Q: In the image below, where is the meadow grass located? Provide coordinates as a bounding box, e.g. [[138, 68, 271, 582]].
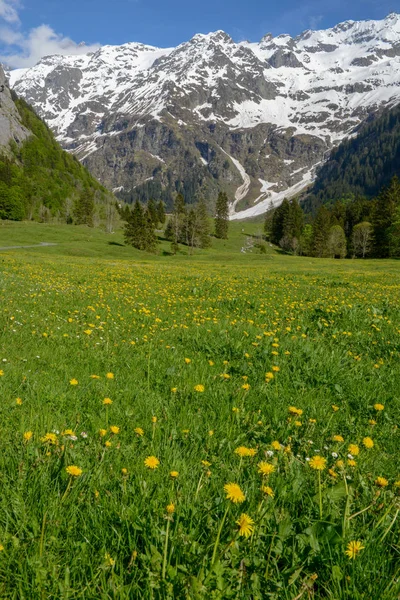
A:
[[0, 222, 399, 599]]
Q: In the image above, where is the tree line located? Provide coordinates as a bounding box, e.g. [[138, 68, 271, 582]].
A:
[[265, 176, 400, 258], [121, 192, 230, 253]]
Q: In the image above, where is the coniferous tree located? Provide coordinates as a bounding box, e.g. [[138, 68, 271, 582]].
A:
[[373, 176, 400, 257], [124, 199, 145, 249], [157, 200, 166, 226], [143, 208, 158, 252], [312, 205, 331, 257], [147, 198, 159, 228], [170, 193, 186, 254], [215, 191, 229, 239], [74, 188, 95, 226], [196, 198, 212, 249]]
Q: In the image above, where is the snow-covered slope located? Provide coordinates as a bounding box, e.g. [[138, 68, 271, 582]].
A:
[[8, 13, 400, 217]]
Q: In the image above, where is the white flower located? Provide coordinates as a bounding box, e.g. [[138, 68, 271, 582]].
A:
[[347, 453, 354, 459], [332, 452, 338, 458], [81, 432, 88, 438], [266, 450, 274, 457], [305, 457, 310, 462], [308, 440, 314, 445]]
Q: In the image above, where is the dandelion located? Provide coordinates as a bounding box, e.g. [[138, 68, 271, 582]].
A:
[[348, 444, 360, 456], [242, 383, 250, 391], [144, 456, 160, 469], [347, 459, 356, 467], [166, 503, 175, 514], [272, 366, 280, 372], [333, 435, 344, 442], [110, 426, 120, 434], [332, 405, 339, 412], [151, 416, 157, 423], [171, 387, 177, 393], [271, 441, 281, 451], [363, 437, 374, 449], [90, 374, 100, 379], [236, 513, 254, 538], [224, 483, 246, 504], [23, 431, 33, 442], [369, 419, 377, 426], [121, 468, 128, 475], [170, 471, 179, 478], [375, 476, 388, 487], [265, 372, 274, 381], [235, 446, 256, 457], [134, 427, 144, 436], [104, 553, 115, 567], [184, 358, 191, 364], [105, 441, 112, 448], [345, 540, 365, 560], [288, 406, 303, 416], [0, 370, 3, 376], [261, 485, 274, 497], [194, 384, 204, 392], [66, 465, 82, 477], [202, 460, 211, 467], [41, 433, 57, 445], [103, 397, 112, 405], [0, 544, 4, 551], [106, 372, 114, 379], [374, 403, 384, 411], [232, 407, 239, 413], [258, 461, 275, 476], [208, 360, 214, 366], [309, 456, 327, 470], [99, 429, 107, 437], [16, 397, 22, 405], [69, 379, 78, 386]]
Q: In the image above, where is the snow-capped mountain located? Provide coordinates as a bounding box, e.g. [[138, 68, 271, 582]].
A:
[[8, 13, 400, 218]]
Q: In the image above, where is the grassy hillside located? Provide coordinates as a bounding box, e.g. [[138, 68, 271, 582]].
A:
[[0, 95, 111, 221]]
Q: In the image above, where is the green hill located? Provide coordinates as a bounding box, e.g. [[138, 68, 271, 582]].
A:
[[0, 85, 113, 222], [303, 103, 400, 213]]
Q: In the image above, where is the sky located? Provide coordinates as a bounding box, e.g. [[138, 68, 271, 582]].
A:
[[0, 0, 399, 68]]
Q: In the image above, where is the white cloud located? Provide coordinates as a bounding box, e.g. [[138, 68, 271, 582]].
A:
[[0, 3, 100, 68], [0, 0, 20, 24]]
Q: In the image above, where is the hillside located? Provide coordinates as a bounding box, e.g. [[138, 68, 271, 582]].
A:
[[0, 66, 112, 222], [303, 103, 400, 212], [9, 13, 400, 218]]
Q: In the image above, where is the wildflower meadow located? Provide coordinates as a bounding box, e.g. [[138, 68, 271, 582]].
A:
[[0, 237, 399, 598]]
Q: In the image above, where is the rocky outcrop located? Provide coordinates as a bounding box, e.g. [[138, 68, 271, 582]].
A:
[[0, 66, 29, 149]]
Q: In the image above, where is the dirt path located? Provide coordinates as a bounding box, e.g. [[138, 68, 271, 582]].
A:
[[0, 242, 57, 251]]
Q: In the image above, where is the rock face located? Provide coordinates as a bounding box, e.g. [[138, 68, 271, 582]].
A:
[[8, 13, 400, 218], [0, 65, 29, 149]]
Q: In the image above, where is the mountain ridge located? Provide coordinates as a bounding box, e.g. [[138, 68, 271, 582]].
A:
[[7, 13, 400, 216]]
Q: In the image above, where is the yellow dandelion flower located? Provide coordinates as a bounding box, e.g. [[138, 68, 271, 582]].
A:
[[16, 397, 22, 405], [110, 425, 120, 434], [336, 459, 345, 468], [232, 407, 239, 413], [104, 552, 115, 567], [258, 461, 275, 476], [41, 433, 57, 445], [261, 485, 274, 497], [166, 503, 175, 514], [105, 441, 112, 448], [348, 444, 360, 456], [202, 460, 211, 467], [375, 476, 388, 487], [363, 437, 374, 449], [103, 397, 112, 405], [121, 468, 128, 475], [242, 383, 250, 391], [333, 435, 344, 442], [224, 482, 246, 504], [194, 384, 205, 392], [69, 379, 78, 386], [23, 431, 33, 442], [347, 459, 356, 467], [329, 469, 338, 478], [170, 471, 179, 478], [345, 540, 364, 560], [66, 465, 82, 477], [265, 372, 274, 380], [90, 374, 100, 379], [134, 427, 144, 436], [236, 513, 254, 538], [208, 360, 214, 366], [288, 406, 303, 416], [369, 419, 377, 426], [99, 428, 107, 437], [151, 416, 157, 423], [374, 403, 384, 411], [144, 456, 160, 469], [332, 405, 340, 412], [106, 372, 114, 379], [235, 446, 257, 458], [271, 440, 281, 451], [272, 365, 280, 372], [309, 455, 327, 470], [171, 387, 177, 393], [184, 358, 191, 364], [0, 370, 4, 376]]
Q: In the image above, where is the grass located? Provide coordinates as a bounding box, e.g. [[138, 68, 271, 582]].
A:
[[0, 221, 399, 599]]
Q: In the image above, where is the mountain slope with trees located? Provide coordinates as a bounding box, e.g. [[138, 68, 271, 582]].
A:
[[304, 103, 400, 213], [0, 65, 113, 223]]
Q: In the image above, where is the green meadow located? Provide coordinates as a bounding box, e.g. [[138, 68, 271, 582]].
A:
[[0, 221, 399, 599]]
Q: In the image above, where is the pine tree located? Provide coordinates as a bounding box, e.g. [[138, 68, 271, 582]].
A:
[[215, 191, 229, 239], [147, 198, 158, 228], [373, 176, 400, 257], [312, 205, 331, 257], [124, 200, 145, 249], [196, 198, 211, 249], [170, 193, 186, 254], [74, 188, 95, 226], [157, 200, 166, 226], [143, 209, 158, 253]]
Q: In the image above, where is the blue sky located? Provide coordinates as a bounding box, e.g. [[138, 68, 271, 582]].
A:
[[0, 0, 399, 67]]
